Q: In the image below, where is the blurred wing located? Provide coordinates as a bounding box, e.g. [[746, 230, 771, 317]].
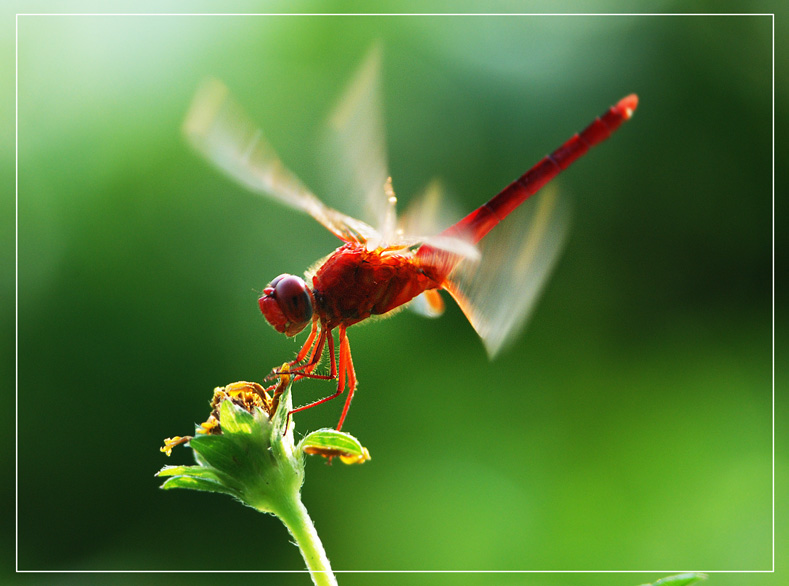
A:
[[409, 289, 446, 318], [397, 178, 463, 240], [183, 78, 378, 244], [322, 45, 393, 240], [401, 177, 477, 273], [400, 180, 480, 319], [442, 187, 569, 357]]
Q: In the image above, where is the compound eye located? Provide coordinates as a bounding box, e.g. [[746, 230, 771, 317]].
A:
[[273, 275, 312, 324], [264, 273, 288, 295]]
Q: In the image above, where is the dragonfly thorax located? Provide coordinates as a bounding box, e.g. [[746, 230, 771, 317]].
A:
[[258, 274, 313, 336]]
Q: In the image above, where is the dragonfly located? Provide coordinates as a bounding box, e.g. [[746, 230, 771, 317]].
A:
[[183, 49, 638, 431]]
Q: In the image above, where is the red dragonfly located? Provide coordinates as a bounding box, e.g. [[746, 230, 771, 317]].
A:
[[184, 50, 637, 430]]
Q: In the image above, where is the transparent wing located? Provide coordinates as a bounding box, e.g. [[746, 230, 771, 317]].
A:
[[442, 187, 569, 357], [321, 45, 393, 240], [397, 179, 462, 240], [409, 289, 446, 318], [183, 78, 378, 244], [399, 178, 479, 265], [399, 179, 479, 319]]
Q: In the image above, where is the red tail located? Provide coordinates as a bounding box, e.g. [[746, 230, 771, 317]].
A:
[[443, 94, 638, 244]]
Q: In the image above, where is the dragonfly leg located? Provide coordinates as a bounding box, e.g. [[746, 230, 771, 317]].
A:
[[296, 328, 326, 376], [287, 325, 357, 430], [269, 320, 326, 380], [294, 319, 319, 363], [292, 330, 336, 381], [335, 325, 357, 431]]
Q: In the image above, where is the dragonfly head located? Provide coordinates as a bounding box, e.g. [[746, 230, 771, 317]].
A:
[[259, 274, 313, 336]]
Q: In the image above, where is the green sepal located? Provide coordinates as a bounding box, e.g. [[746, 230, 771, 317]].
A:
[[157, 463, 238, 490], [271, 379, 294, 437], [217, 397, 256, 434], [156, 464, 222, 480], [188, 433, 256, 479], [298, 428, 366, 458], [159, 474, 241, 499]]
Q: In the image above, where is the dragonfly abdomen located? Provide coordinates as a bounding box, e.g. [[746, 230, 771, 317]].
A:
[[443, 94, 638, 244]]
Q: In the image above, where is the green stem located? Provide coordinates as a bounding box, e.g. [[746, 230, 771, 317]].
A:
[[269, 494, 338, 586]]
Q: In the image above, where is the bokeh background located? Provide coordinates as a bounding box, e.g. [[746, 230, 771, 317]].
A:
[[9, 4, 783, 586]]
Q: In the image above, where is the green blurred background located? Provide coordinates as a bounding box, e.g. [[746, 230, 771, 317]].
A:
[[10, 4, 782, 586]]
